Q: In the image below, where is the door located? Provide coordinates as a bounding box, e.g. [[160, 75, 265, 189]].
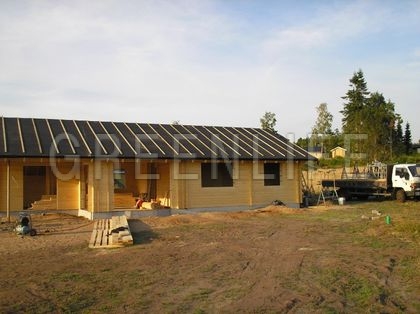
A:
[[393, 166, 410, 190]]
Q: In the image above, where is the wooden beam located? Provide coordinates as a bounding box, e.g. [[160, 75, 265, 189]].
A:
[[179, 124, 218, 157], [17, 118, 25, 153], [6, 159, 10, 222], [256, 129, 306, 158], [190, 125, 227, 156], [234, 127, 279, 157], [72, 120, 93, 155], [169, 124, 205, 156], [222, 126, 263, 157], [203, 125, 242, 157], [136, 123, 166, 155], [122, 122, 151, 155], [99, 121, 123, 155], [158, 124, 192, 156], [2, 117, 7, 153], [45, 119, 60, 154], [111, 122, 137, 155], [32, 118, 43, 154], [59, 119, 76, 154], [86, 121, 108, 155]]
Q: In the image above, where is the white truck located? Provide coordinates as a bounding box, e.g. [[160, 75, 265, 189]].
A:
[[321, 162, 420, 202]]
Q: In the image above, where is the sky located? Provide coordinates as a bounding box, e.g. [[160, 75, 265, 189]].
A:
[[1, 0, 420, 141]]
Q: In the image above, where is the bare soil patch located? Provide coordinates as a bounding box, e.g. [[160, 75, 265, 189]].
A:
[[1, 202, 419, 313]]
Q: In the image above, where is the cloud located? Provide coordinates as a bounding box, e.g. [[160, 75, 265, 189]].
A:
[[0, 0, 419, 140], [260, 0, 392, 58]]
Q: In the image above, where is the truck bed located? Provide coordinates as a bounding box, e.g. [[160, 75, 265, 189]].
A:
[[321, 178, 388, 190]]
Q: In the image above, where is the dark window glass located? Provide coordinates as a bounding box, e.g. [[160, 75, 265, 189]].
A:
[[201, 163, 233, 187], [264, 163, 280, 186], [114, 169, 126, 190]]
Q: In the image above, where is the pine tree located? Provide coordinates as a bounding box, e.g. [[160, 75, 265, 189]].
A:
[[404, 122, 412, 155], [341, 69, 370, 134], [393, 118, 404, 156], [340, 69, 401, 161]]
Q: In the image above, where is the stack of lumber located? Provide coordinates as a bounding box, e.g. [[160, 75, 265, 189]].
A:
[[109, 215, 133, 246], [89, 215, 133, 248]]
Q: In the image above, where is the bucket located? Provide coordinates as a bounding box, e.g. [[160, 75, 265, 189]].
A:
[[338, 197, 345, 205]]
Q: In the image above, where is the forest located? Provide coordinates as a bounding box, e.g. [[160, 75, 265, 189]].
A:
[[287, 70, 417, 164]]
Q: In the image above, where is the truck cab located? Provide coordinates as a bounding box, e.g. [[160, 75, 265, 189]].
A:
[[392, 164, 420, 201]]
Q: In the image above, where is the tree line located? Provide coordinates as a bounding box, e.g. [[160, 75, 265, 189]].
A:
[[260, 69, 416, 162]]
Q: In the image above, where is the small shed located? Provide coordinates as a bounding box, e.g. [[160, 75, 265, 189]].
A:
[[330, 146, 347, 159]]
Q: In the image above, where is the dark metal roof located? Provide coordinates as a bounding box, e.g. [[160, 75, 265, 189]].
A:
[[0, 117, 315, 160]]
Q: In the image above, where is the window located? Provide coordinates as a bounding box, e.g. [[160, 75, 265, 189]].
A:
[[113, 169, 126, 190], [201, 163, 233, 187], [264, 163, 280, 186], [408, 165, 420, 177]]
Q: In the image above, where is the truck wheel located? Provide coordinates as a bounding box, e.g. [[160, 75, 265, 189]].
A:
[[395, 189, 406, 203]]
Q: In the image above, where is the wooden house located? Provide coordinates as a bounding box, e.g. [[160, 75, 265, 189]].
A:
[[0, 117, 315, 219]]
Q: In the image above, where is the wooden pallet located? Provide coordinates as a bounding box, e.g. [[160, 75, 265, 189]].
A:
[[89, 216, 133, 249]]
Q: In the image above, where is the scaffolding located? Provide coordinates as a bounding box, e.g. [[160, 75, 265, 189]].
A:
[[317, 169, 339, 206]]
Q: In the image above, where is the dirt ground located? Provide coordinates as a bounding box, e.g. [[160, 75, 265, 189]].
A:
[[0, 202, 419, 313]]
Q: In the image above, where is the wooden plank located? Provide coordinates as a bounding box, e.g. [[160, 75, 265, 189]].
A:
[[45, 119, 60, 154], [136, 123, 166, 155], [17, 118, 25, 153], [168, 124, 205, 156], [190, 125, 228, 156], [147, 123, 179, 155], [233, 127, 275, 157], [99, 121, 123, 155], [1, 116, 7, 153], [121, 235, 133, 245], [100, 229, 108, 246], [59, 119, 76, 154], [89, 216, 132, 249], [180, 124, 218, 157], [110, 122, 137, 155], [88, 229, 98, 248], [122, 122, 151, 155], [222, 126, 263, 157], [72, 120, 93, 155], [86, 121, 108, 155], [158, 124, 193, 156], [31, 118, 43, 153], [202, 126, 242, 157]]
